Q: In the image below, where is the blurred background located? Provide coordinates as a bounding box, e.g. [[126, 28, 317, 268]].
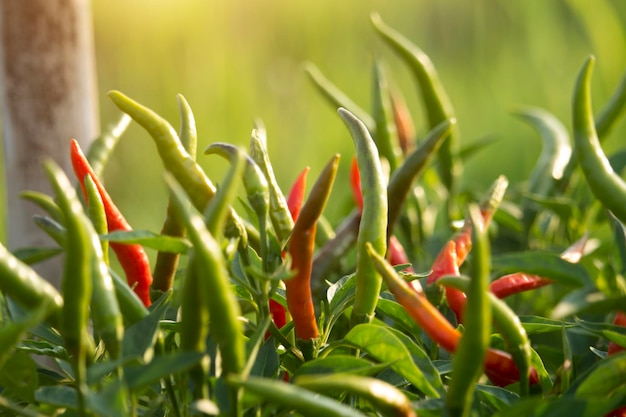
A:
[[2, 0, 626, 243]]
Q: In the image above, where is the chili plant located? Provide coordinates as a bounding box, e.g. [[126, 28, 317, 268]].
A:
[[0, 14, 626, 417]]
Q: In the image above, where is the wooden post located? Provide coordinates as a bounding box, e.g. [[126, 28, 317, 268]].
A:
[[0, 0, 99, 286]]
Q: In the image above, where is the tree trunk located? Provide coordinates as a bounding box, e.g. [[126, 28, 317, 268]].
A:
[[0, 0, 99, 287]]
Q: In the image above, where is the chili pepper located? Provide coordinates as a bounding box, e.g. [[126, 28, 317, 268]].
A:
[[573, 56, 626, 224], [366, 242, 539, 387], [371, 60, 400, 173], [304, 62, 375, 132], [286, 154, 340, 350], [227, 375, 369, 417], [595, 69, 626, 140], [339, 108, 388, 326], [608, 311, 626, 355], [152, 94, 197, 293], [372, 13, 459, 219], [0, 240, 63, 321], [44, 160, 94, 411], [445, 206, 491, 417], [391, 88, 415, 156], [166, 174, 245, 376], [70, 139, 153, 307], [249, 128, 294, 245], [107, 90, 256, 249], [295, 374, 416, 417], [20, 190, 63, 222]]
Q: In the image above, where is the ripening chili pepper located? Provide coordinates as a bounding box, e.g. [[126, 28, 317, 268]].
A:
[[70, 139, 153, 306], [573, 56, 626, 224], [339, 108, 388, 326], [608, 311, 626, 355], [367, 242, 539, 387], [286, 155, 339, 351]]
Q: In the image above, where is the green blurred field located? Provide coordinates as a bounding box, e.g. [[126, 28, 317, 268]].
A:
[[5, 0, 626, 239]]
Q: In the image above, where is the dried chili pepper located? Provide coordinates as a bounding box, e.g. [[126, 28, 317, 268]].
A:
[[286, 155, 339, 354], [70, 139, 153, 306]]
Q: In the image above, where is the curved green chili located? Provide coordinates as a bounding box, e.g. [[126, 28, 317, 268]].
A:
[[286, 154, 340, 349], [304, 63, 375, 132], [227, 375, 369, 417], [573, 56, 626, 224], [339, 108, 388, 326], [371, 13, 459, 212], [151, 94, 197, 292], [107, 90, 255, 248], [371, 60, 400, 173], [295, 374, 416, 417], [44, 160, 94, 411], [249, 128, 294, 244], [20, 190, 63, 222], [445, 205, 491, 417]]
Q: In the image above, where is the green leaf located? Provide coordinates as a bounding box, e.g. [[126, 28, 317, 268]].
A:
[[249, 339, 280, 379], [16, 340, 69, 361], [35, 385, 78, 409], [0, 351, 38, 403], [475, 384, 520, 411], [551, 288, 626, 319], [376, 296, 425, 341], [491, 252, 591, 286], [121, 298, 169, 362], [101, 230, 191, 253], [345, 323, 441, 398], [12, 247, 62, 265], [84, 379, 129, 417], [571, 351, 626, 398], [520, 316, 575, 334], [124, 352, 204, 391], [575, 317, 626, 348], [294, 355, 387, 378]]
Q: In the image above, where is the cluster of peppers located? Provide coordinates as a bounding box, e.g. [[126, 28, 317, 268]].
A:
[[0, 14, 624, 417]]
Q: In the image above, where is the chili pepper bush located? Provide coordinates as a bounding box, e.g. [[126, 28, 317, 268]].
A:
[[2, 14, 626, 417]]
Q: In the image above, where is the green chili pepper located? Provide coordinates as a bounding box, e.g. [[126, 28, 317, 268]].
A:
[[595, 69, 626, 140], [387, 118, 454, 234], [110, 268, 149, 325], [304, 63, 375, 132], [573, 56, 626, 225], [83, 174, 109, 265], [249, 128, 294, 244], [372, 13, 459, 217], [227, 375, 369, 417], [166, 174, 245, 376], [151, 94, 198, 293], [44, 160, 95, 411], [295, 374, 416, 417], [338, 108, 388, 326], [0, 241, 63, 321], [108, 90, 255, 249], [85, 114, 132, 178], [371, 60, 400, 173], [445, 205, 491, 417], [176, 94, 198, 160]]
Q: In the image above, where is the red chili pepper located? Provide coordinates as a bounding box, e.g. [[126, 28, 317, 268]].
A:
[[70, 139, 153, 306], [608, 311, 626, 356], [489, 273, 552, 299], [350, 156, 364, 212], [426, 240, 466, 322], [390, 89, 415, 156]]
